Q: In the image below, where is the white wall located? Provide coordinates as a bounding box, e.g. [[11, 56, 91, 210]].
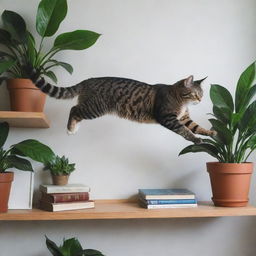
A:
[[0, 0, 256, 255]]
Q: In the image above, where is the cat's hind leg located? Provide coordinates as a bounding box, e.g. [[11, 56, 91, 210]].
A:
[[67, 105, 83, 135]]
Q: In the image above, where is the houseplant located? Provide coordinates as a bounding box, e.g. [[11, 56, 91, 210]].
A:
[[44, 155, 75, 185], [179, 61, 256, 207], [46, 236, 104, 256], [0, 121, 54, 212], [0, 0, 100, 111]]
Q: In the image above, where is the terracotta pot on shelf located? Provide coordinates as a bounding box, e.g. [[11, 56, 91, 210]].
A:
[[7, 79, 46, 112], [51, 174, 69, 186], [0, 172, 14, 213], [207, 162, 253, 207]]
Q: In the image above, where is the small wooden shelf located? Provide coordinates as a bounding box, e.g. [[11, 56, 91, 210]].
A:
[[0, 111, 50, 128], [1, 200, 256, 221]]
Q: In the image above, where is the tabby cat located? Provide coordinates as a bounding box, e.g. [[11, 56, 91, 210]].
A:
[[30, 72, 215, 144]]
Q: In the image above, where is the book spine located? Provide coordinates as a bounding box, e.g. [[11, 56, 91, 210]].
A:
[[145, 199, 197, 205], [52, 193, 89, 203]]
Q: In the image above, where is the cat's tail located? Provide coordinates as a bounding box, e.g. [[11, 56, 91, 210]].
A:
[[30, 69, 81, 99]]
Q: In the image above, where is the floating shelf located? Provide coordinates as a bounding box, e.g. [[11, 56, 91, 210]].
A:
[[1, 200, 256, 221], [0, 111, 50, 128]]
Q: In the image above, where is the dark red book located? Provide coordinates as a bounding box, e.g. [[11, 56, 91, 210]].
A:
[[41, 192, 89, 203]]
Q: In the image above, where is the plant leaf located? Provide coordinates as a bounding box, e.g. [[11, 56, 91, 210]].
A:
[[45, 236, 63, 256], [5, 155, 33, 171], [212, 106, 231, 125], [179, 143, 220, 160], [26, 31, 37, 67], [208, 118, 232, 145], [12, 139, 54, 163], [47, 60, 73, 74], [44, 70, 58, 83], [2, 10, 27, 43], [0, 59, 16, 74], [239, 101, 256, 134], [0, 122, 9, 148], [36, 0, 67, 37], [0, 29, 12, 45], [60, 238, 83, 256], [210, 84, 234, 111], [79, 249, 104, 256], [54, 30, 101, 50], [235, 61, 256, 112]]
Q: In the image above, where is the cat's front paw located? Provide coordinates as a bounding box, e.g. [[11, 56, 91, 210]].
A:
[[210, 130, 217, 136], [193, 137, 203, 144]]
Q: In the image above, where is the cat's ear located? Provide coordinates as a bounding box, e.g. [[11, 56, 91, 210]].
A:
[[184, 75, 194, 87], [196, 76, 208, 84]]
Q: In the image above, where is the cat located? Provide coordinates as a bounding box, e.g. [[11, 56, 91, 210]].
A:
[[30, 71, 215, 144]]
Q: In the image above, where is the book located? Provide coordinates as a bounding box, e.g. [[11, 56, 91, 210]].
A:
[[140, 202, 198, 209], [40, 184, 90, 194], [140, 198, 197, 205], [41, 192, 90, 203], [138, 189, 195, 200], [39, 200, 95, 212]]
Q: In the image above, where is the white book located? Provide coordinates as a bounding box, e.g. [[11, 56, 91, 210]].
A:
[[142, 203, 198, 209], [40, 184, 90, 194], [40, 200, 95, 212]]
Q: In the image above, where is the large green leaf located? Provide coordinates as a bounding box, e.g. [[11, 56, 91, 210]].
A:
[[212, 106, 231, 125], [26, 32, 37, 66], [237, 84, 256, 115], [235, 62, 256, 112], [80, 249, 104, 256], [36, 0, 67, 37], [54, 30, 101, 50], [0, 122, 9, 148], [6, 155, 33, 171], [210, 84, 234, 111], [0, 59, 16, 74], [0, 29, 12, 45], [47, 60, 73, 74], [239, 101, 256, 134], [209, 118, 233, 145], [2, 10, 27, 43], [12, 139, 54, 163], [179, 143, 220, 160], [46, 236, 63, 256], [44, 70, 58, 83], [60, 238, 83, 256]]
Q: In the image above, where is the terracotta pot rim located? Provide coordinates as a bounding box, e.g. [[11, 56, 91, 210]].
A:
[[0, 172, 14, 182], [7, 79, 39, 90], [207, 161, 253, 165], [51, 174, 70, 177]]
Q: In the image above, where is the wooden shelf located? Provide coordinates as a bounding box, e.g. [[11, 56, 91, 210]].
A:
[[0, 111, 50, 128], [1, 200, 256, 221]]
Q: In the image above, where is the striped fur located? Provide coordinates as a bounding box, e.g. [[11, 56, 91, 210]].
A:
[[30, 71, 213, 143]]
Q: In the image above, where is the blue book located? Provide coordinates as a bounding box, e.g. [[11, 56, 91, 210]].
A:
[[142, 199, 197, 205], [138, 189, 195, 200]]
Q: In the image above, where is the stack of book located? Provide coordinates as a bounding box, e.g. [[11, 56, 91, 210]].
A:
[[39, 184, 94, 212], [138, 188, 197, 209]]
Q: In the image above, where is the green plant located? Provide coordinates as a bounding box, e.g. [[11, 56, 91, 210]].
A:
[[179, 61, 256, 163], [0, 0, 100, 84], [44, 155, 75, 176], [46, 236, 104, 256], [0, 122, 54, 172]]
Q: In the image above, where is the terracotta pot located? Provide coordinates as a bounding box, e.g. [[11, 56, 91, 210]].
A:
[[7, 79, 46, 112], [51, 174, 69, 185], [0, 172, 14, 213], [207, 162, 253, 207]]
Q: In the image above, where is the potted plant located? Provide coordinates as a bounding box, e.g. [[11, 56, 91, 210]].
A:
[[0, 0, 100, 112], [46, 236, 104, 256], [179, 61, 256, 207], [0, 121, 54, 212], [44, 155, 75, 185]]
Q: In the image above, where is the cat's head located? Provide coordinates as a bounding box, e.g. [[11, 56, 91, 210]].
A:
[[178, 75, 206, 105]]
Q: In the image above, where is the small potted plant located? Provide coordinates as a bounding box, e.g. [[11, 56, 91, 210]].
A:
[[44, 155, 75, 185], [179, 61, 256, 207], [45, 236, 104, 256], [0, 122, 54, 212], [0, 0, 100, 112]]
